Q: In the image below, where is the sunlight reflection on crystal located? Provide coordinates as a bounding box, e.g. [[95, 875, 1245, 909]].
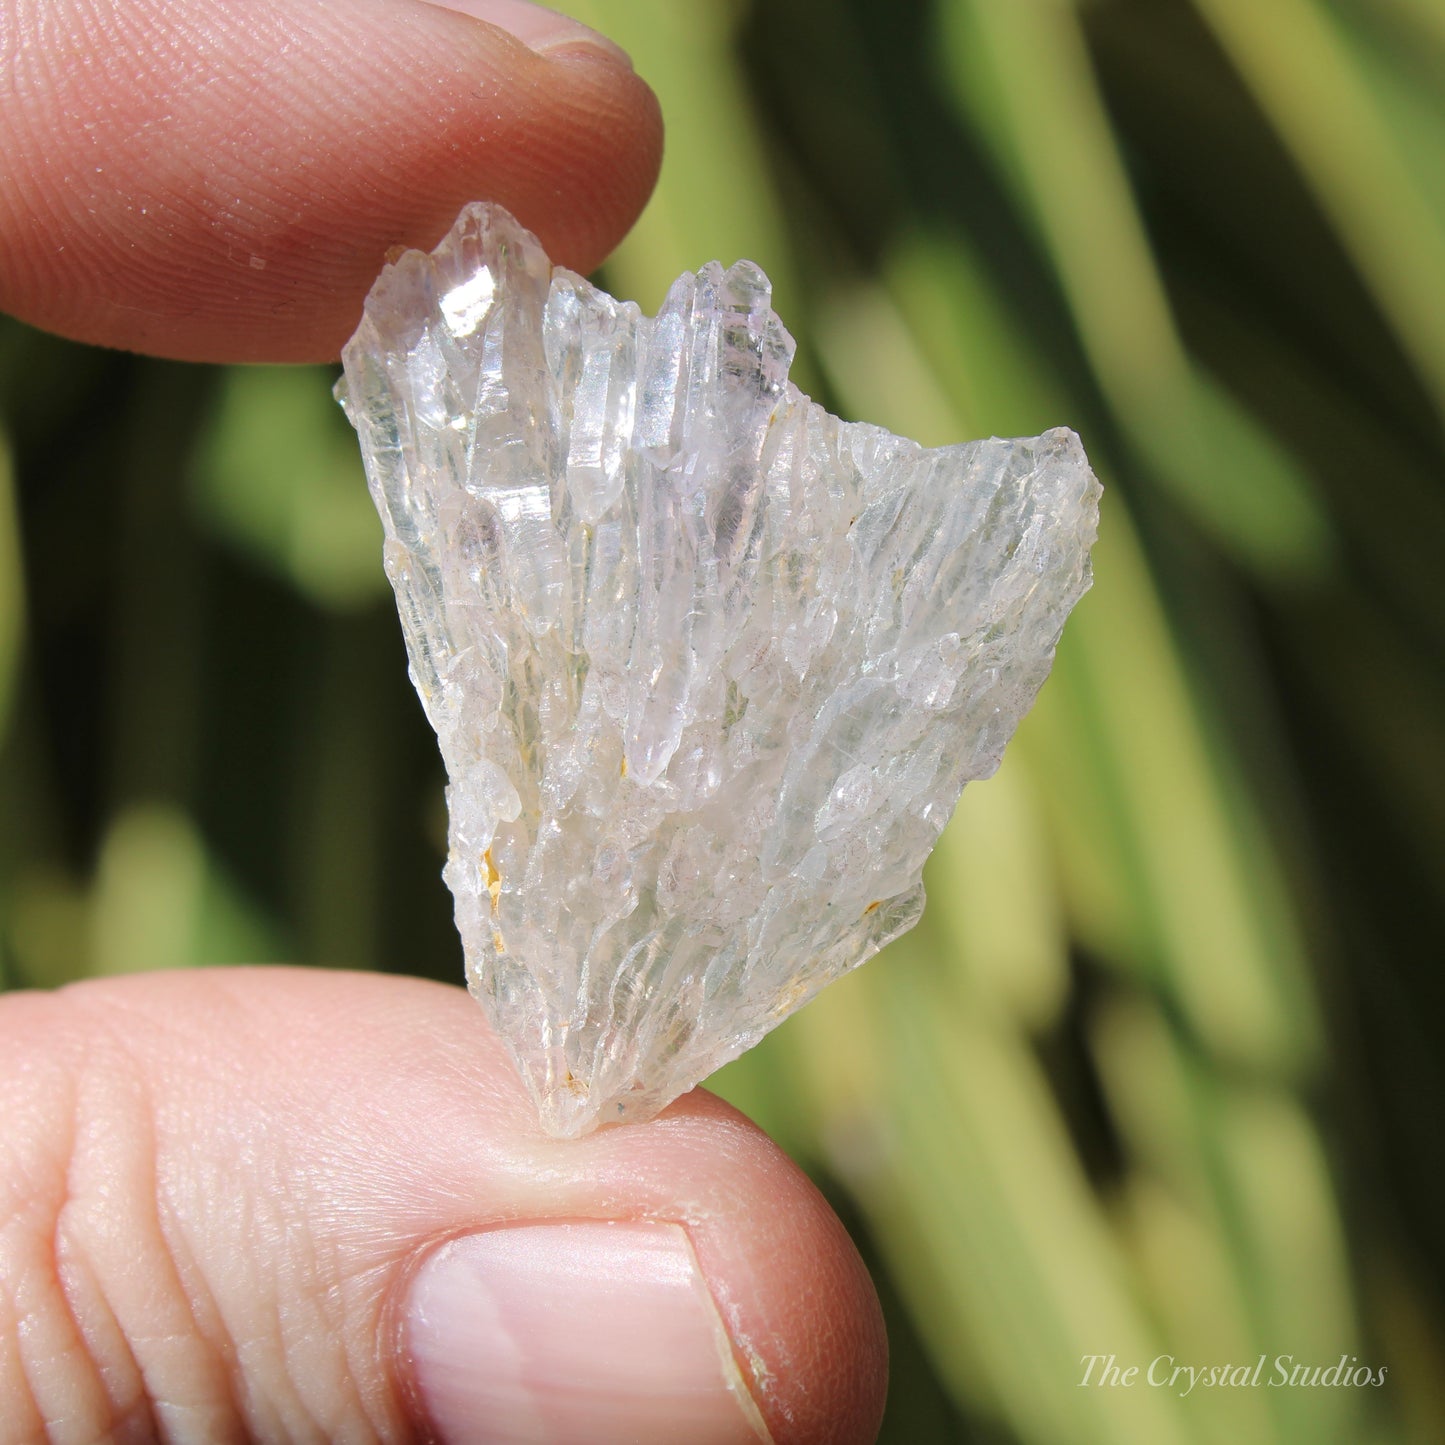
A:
[[441, 269, 496, 338]]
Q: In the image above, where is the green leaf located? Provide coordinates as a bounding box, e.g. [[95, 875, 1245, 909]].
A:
[[191, 366, 384, 611]]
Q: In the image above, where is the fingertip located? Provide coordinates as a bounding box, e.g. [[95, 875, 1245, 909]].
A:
[[643, 1094, 890, 1445], [398, 1087, 888, 1445], [419, 0, 636, 69], [0, 0, 663, 362]]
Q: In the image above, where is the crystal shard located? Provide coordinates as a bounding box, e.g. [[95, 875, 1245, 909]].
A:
[[338, 203, 1101, 1136]]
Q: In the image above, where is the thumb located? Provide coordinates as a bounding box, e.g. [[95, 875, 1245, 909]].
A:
[[0, 968, 886, 1444]]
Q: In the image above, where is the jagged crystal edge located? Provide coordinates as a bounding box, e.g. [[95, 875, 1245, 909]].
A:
[[338, 202, 1101, 1136]]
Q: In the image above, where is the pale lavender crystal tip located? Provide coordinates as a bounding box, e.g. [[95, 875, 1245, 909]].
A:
[[338, 202, 1100, 1136]]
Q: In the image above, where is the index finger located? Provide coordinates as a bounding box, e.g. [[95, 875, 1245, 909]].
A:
[[0, 0, 662, 362]]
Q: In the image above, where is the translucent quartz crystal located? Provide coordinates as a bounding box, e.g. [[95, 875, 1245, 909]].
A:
[[338, 203, 1101, 1136]]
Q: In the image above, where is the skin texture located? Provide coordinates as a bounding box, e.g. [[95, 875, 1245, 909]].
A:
[[0, 971, 886, 1442], [0, 0, 663, 361], [0, 2, 888, 1440]]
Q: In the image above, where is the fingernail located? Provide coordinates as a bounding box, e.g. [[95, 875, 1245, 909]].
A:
[[420, 0, 634, 66], [406, 1221, 773, 1444]]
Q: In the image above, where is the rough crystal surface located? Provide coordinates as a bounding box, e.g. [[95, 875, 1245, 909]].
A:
[[338, 203, 1101, 1136]]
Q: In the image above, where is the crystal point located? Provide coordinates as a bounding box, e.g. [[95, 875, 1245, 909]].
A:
[[339, 203, 1101, 1136]]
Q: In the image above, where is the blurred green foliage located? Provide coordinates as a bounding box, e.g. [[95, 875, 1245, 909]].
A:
[[2, 0, 1443, 1440]]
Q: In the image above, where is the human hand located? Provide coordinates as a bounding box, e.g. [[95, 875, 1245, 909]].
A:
[[0, 4, 888, 1441], [2, 970, 884, 1442], [0, 0, 662, 363]]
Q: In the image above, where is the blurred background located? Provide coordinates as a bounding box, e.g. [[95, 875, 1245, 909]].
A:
[[2, 0, 1443, 1439]]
